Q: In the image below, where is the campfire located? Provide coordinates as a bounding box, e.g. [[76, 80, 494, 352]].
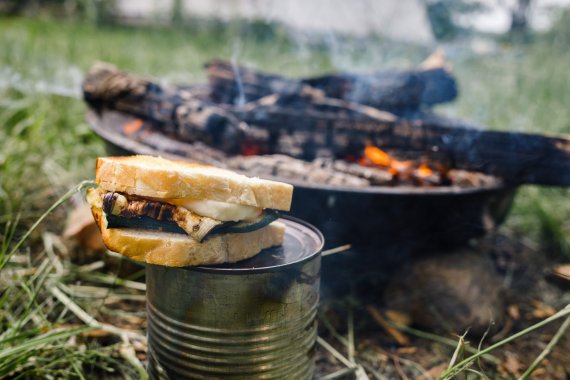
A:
[[82, 58, 570, 250], [82, 59, 570, 191]]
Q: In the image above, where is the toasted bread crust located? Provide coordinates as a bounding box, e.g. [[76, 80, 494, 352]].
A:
[[89, 201, 285, 267], [96, 155, 293, 211]]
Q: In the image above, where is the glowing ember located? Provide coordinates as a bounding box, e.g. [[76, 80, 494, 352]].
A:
[[359, 145, 441, 184], [416, 163, 433, 178], [122, 118, 144, 135], [241, 141, 263, 156], [362, 145, 392, 167]]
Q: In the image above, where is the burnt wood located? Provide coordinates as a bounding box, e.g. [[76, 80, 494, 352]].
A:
[[83, 63, 570, 187], [206, 59, 458, 113]]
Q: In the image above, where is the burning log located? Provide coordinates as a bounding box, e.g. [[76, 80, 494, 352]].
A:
[[83, 63, 570, 187], [206, 58, 458, 113], [83, 62, 247, 154]]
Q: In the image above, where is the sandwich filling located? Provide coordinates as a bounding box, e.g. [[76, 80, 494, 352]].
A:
[[87, 188, 278, 242]]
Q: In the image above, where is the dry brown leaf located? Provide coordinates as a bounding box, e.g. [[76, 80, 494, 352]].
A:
[[507, 304, 520, 320], [530, 300, 556, 319], [385, 309, 412, 327], [552, 264, 570, 281], [414, 363, 447, 380], [396, 346, 417, 355], [63, 203, 105, 251], [501, 351, 522, 377], [367, 305, 410, 346], [81, 329, 114, 338], [530, 367, 546, 378]]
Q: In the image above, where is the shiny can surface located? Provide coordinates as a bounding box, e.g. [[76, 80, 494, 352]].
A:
[[147, 217, 323, 379]]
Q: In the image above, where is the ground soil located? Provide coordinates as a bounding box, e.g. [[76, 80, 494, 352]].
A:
[[313, 231, 570, 379]]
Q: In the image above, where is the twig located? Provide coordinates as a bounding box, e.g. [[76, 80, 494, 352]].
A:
[[318, 367, 357, 380], [317, 336, 355, 369], [42, 232, 64, 276], [319, 312, 349, 347], [102, 294, 146, 304], [367, 305, 410, 346], [348, 306, 355, 363], [393, 356, 410, 380], [517, 313, 570, 380], [322, 244, 352, 257], [59, 283, 111, 299], [77, 260, 105, 273], [119, 339, 148, 380], [355, 365, 371, 380], [360, 361, 390, 380], [439, 304, 570, 379], [78, 272, 146, 291]]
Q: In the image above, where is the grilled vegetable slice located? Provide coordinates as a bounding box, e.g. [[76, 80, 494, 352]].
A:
[[106, 214, 187, 234], [213, 210, 279, 235], [102, 191, 222, 242], [98, 190, 279, 241]]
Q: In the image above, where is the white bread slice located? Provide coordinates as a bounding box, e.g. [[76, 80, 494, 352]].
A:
[[89, 202, 285, 267], [96, 155, 293, 211]]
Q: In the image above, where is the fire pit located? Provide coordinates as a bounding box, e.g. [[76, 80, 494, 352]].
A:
[[87, 109, 515, 251]]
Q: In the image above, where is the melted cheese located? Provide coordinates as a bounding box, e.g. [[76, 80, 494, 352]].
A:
[[166, 198, 262, 222]]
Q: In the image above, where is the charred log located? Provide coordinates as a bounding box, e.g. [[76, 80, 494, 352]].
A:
[[83, 62, 246, 154], [206, 59, 458, 113]]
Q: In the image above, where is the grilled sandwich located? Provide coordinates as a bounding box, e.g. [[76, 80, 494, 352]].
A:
[[86, 155, 293, 267]]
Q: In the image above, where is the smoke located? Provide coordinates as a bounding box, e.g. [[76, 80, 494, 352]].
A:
[[230, 39, 247, 107]]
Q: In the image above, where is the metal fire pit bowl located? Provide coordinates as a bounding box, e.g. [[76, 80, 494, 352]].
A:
[[88, 110, 517, 252], [146, 217, 323, 380]]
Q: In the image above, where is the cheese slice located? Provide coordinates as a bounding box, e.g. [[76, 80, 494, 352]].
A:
[[166, 198, 262, 222]]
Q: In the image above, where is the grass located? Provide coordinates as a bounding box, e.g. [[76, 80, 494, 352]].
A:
[[441, 34, 570, 257], [0, 13, 569, 378]]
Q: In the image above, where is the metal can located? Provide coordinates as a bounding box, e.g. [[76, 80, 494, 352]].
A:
[[146, 217, 323, 379]]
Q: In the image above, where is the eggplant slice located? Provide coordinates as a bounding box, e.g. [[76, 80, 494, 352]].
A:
[[102, 191, 279, 241]]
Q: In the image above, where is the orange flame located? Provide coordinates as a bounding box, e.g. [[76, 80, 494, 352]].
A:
[[363, 145, 392, 167], [416, 163, 433, 178], [360, 145, 435, 180]]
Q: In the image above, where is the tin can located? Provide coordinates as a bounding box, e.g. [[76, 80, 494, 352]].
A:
[[146, 217, 323, 379]]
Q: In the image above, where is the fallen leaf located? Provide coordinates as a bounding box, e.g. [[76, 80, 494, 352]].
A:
[[386, 309, 412, 327], [414, 363, 447, 380], [552, 264, 570, 282], [396, 347, 417, 355], [507, 304, 520, 320], [501, 351, 522, 377], [530, 300, 556, 319], [367, 305, 410, 346], [82, 329, 114, 338], [64, 203, 105, 251]]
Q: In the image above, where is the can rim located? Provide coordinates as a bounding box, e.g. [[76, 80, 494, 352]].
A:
[[189, 215, 324, 274]]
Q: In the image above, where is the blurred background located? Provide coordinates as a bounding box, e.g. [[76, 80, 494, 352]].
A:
[[0, 1, 569, 378]]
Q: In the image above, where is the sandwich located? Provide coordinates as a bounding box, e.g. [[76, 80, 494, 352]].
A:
[[86, 155, 293, 267]]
